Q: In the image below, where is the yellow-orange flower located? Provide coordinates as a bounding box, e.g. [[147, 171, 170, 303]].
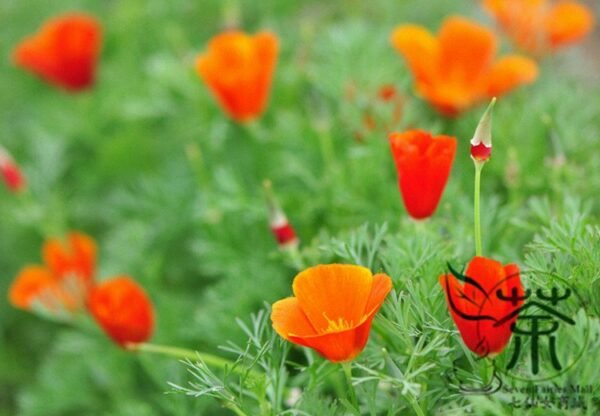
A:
[[9, 232, 96, 312], [391, 16, 538, 116], [484, 0, 595, 54], [196, 30, 279, 122], [271, 264, 392, 362]]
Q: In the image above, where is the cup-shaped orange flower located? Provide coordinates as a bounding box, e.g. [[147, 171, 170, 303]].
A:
[[196, 30, 279, 122], [439, 256, 524, 357], [8, 232, 97, 312], [271, 264, 392, 362], [484, 0, 595, 55], [88, 276, 155, 347], [13, 13, 102, 92], [389, 130, 457, 220], [390, 16, 538, 116]]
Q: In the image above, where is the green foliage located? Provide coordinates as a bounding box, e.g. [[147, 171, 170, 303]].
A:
[[1, 0, 599, 415]]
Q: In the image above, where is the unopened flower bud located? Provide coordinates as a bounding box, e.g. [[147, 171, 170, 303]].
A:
[[470, 98, 496, 162], [263, 180, 299, 249], [0, 147, 26, 192]]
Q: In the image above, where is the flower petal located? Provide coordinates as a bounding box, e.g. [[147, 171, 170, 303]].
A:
[[288, 312, 378, 363], [486, 55, 538, 97], [390, 25, 438, 85], [292, 264, 373, 333], [438, 17, 497, 86], [87, 276, 154, 347], [43, 231, 96, 282], [9, 266, 58, 310], [546, 1, 595, 48], [364, 273, 393, 315], [271, 297, 317, 339]]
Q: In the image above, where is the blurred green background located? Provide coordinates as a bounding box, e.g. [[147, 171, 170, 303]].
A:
[[1, 0, 599, 414]]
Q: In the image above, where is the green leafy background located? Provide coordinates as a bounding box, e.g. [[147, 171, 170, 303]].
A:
[[0, 0, 599, 414]]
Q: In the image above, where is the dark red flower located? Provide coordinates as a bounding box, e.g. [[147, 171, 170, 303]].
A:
[[439, 256, 524, 357], [13, 13, 102, 91]]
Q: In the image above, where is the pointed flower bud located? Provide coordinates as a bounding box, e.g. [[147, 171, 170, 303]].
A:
[[263, 180, 299, 249], [470, 98, 496, 162], [0, 147, 26, 192]]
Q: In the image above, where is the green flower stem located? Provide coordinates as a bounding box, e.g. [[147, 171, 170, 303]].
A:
[[341, 362, 359, 410], [473, 160, 486, 257], [224, 402, 249, 416], [127, 342, 259, 378], [480, 358, 495, 387]]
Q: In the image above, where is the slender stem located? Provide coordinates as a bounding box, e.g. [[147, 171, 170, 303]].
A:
[[341, 362, 359, 410], [224, 402, 248, 416], [127, 342, 258, 377], [473, 160, 485, 257]]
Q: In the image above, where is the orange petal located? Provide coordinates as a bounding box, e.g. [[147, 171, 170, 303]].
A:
[[438, 17, 497, 85], [390, 24, 438, 85], [364, 273, 393, 315], [87, 276, 154, 347], [292, 264, 373, 333], [271, 297, 317, 339], [43, 231, 96, 282], [546, 1, 595, 48], [8, 266, 57, 310], [195, 30, 278, 122], [485, 55, 538, 97]]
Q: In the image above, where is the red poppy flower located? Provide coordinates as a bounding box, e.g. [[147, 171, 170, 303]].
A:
[[484, 0, 595, 54], [0, 149, 26, 192], [13, 13, 102, 91], [439, 256, 524, 357], [390, 16, 538, 116], [8, 232, 96, 312], [87, 276, 155, 347], [271, 264, 392, 362], [196, 30, 279, 122], [389, 130, 457, 220]]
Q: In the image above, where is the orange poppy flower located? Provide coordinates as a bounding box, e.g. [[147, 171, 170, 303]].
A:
[[390, 16, 538, 116], [439, 256, 524, 357], [87, 276, 155, 347], [196, 30, 279, 122], [13, 13, 102, 92], [271, 264, 392, 362], [389, 130, 457, 220], [8, 232, 96, 312], [483, 0, 595, 54], [0, 148, 26, 192]]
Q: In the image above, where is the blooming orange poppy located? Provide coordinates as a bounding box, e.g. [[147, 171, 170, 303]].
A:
[[196, 30, 279, 122], [483, 0, 595, 54], [390, 16, 538, 116], [271, 264, 392, 362], [87, 276, 155, 347], [13, 13, 102, 92], [8, 232, 96, 312], [0, 149, 25, 192], [389, 130, 457, 220], [439, 256, 524, 357]]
